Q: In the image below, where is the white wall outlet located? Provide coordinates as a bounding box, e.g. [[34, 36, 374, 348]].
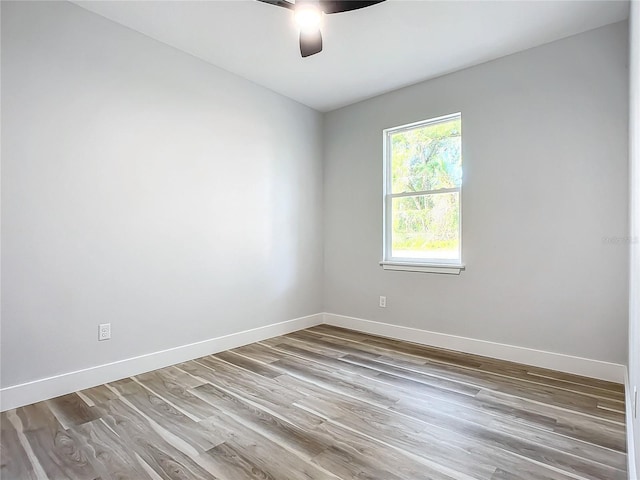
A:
[[98, 323, 111, 341], [379, 296, 387, 308]]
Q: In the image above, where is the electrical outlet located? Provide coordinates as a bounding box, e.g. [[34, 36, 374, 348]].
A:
[[98, 323, 111, 341], [379, 296, 387, 308]]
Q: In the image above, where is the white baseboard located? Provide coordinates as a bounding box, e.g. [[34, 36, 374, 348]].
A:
[[1, 311, 626, 412], [0, 313, 323, 412], [323, 313, 625, 383], [626, 368, 638, 480]]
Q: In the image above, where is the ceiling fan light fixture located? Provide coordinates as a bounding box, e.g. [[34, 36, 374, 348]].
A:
[[257, 0, 385, 57], [294, 4, 323, 33]]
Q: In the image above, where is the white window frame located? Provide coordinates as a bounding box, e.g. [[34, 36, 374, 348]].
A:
[[380, 113, 465, 275]]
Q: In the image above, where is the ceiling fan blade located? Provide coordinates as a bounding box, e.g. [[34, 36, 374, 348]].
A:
[[320, 0, 385, 14], [256, 0, 294, 10], [300, 29, 322, 57]]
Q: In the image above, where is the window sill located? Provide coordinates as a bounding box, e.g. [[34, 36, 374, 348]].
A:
[[380, 261, 465, 275]]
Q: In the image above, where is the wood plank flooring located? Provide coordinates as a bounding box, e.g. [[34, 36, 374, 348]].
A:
[[0, 325, 627, 480]]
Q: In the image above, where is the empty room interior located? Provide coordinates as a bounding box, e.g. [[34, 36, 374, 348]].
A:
[[1, 0, 640, 478]]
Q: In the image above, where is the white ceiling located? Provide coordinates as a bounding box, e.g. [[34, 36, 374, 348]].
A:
[[74, 0, 629, 112]]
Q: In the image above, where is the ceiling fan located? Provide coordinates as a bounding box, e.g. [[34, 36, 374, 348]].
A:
[[257, 0, 385, 57]]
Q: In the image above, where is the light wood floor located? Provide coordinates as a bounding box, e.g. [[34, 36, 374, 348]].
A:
[[0, 325, 627, 480]]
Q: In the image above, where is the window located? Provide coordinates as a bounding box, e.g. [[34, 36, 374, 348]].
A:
[[382, 113, 464, 274]]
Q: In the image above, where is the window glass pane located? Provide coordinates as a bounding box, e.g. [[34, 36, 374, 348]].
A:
[[391, 192, 460, 260], [390, 117, 461, 194]]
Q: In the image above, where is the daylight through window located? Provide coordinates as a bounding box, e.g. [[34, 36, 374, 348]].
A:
[[383, 113, 462, 269]]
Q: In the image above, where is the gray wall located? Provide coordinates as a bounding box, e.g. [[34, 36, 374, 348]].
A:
[[628, 0, 640, 474], [0, 1, 323, 388], [0, 1, 630, 395], [323, 22, 629, 364]]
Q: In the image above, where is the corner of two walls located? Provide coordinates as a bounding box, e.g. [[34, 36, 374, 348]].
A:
[[0, 1, 631, 412], [628, 0, 639, 476]]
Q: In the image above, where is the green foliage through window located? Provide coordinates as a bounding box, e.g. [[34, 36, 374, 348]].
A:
[[386, 115, 462, 261]]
